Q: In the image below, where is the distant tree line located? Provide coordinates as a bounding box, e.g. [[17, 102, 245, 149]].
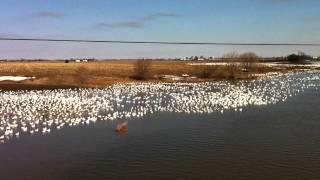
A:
[[286, 52, 313, 64]]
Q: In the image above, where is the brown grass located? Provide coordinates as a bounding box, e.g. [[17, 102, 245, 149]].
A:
[[133, 59, 152, 80], [0, 60, 304, 89]]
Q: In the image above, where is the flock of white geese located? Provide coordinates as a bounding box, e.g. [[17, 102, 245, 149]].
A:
[[0, 71, 319, 143]]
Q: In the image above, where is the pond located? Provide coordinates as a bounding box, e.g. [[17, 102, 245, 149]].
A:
[[0, 71, 320, 179]]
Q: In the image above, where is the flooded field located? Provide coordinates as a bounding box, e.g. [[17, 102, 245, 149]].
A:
[[0, 71, 320, 179]]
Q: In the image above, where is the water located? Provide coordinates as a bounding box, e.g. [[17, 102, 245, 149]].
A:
[[0, 71, 320, 179]]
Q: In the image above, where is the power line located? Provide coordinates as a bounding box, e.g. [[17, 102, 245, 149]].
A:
[[0, 37, 320, 46]]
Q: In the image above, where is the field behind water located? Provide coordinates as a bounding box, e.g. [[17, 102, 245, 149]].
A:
[[0, 61, 189, 88], [0, 60, 297, 89]]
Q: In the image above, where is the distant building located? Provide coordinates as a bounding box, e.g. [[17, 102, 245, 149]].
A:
[[181, 56, 215, 61], [182, 57, 191, 61], [198, 56, 205, 61], [74, 59, 89, 63]]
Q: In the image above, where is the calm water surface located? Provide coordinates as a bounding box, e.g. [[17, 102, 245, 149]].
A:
[[0, 72, 320, 179]]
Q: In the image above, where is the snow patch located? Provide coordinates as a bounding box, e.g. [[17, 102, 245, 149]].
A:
[[0, 76, 36, 82]]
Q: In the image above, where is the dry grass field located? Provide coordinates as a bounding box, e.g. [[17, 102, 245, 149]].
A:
[[0, 60, 306, 90]]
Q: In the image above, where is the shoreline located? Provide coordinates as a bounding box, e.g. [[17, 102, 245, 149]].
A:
[[0, 70, 307, 91], [1, 60, 319, 91]]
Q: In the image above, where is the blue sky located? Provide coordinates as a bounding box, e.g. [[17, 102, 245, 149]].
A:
[[0, 0, 319, 59]]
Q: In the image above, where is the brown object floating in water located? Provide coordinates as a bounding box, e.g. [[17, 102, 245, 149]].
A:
[[115, 122, 128, 133]]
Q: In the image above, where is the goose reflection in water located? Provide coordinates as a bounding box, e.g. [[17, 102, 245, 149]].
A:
[[0, 71, 319, 143]]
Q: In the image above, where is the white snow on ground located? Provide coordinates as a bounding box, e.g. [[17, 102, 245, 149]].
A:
[[188, 62, 230, 66], [263, 62, 320, 68], [188, 62, 320, 68], [0, 76, 35, 82]]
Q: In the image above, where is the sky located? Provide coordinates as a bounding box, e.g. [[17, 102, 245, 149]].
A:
[[0, 0, 319, 59]]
